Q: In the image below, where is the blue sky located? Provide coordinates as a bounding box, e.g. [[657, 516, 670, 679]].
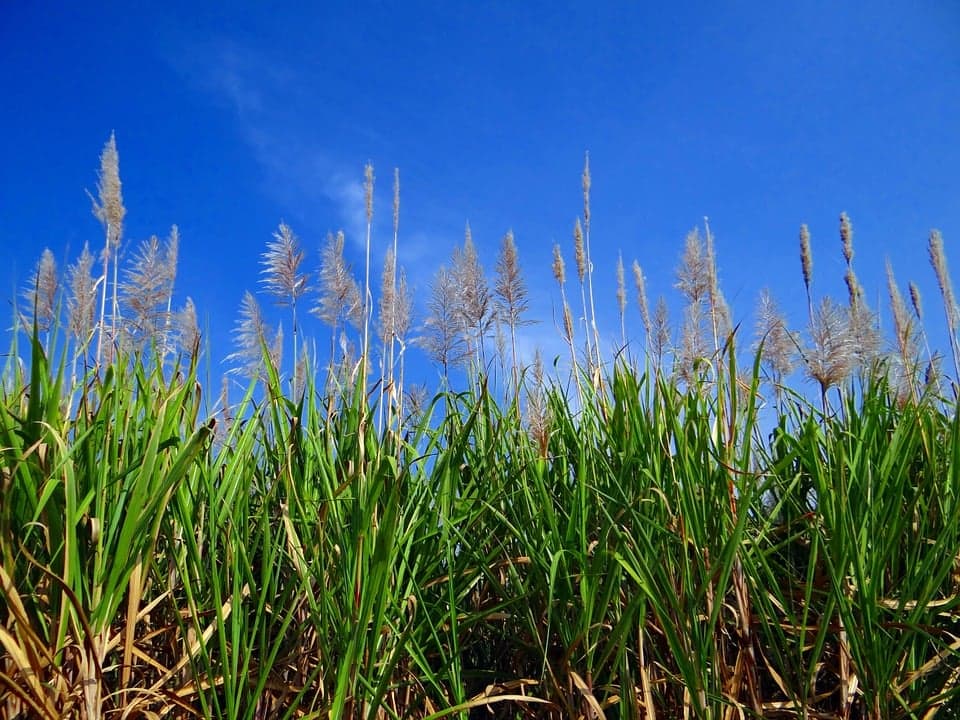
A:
[[2, 2, 959, 387]]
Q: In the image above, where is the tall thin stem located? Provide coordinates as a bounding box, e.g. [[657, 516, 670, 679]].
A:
[[362, 163, 375, 394], [582, 152, 602, 373], [96, 222, 111, 367]]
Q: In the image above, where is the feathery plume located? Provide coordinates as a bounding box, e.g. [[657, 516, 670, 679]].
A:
[[632, 260, 651, 340], [121, 235, 169, 346], [804, 297, 854, 406], [67, 243, 97, 347], [313, 230, 362, 329], [754, 288, 796, 384], [390, 267, 413, 429], [393, 267, 413, 342], [839, 212, 853, 265], [924, 357, 942, 394], [261, 222, 309, 391], [378, 248, 398, 346], [552, 241, 578, 381], [651, 296, 670, 376], [907, 278, 937, 369], [800, 223, 814, 325], [23, 248, 58, 333], [552, 243, 566, 286], [582, 151, 591, 233], [175, 297, 200, 358], [380, 260, 413, 428], [909, 281, 923, 321], [849, 301, 881, 374], [452, 223, 492, 368], [886, 260, 920, 401], [378, 167, 403, 431], [377, 247, 400, 430], [675, 226, 724, 377], [65, 244, 95, 411], [295, 343, 310, 399], [495, 230, 529, 328], [840, 220, 862, 309], [90, 133, 126, 366], [526, 349, 551, 458], [929, 230, 954, 314], [261, 222, 309, 306], [928, 229, 960, 380], [616, 252, 627, 345], [572, 217, 593, 367], [270, 322, 284, 374], [493, 314, 508, 381], [573, 218, 586, 283], [392, 168, 400, 236], [562, 302, 574, 344], [495, 229, 531, 395], [676, 228, 709, 303], [314, 230, 361, 382], [331, 332, 360, 397], [703, 218, 732, 352], [364, 163, 375, 224], [799, 224, 813, 292], [677, 302, 708, 386], [161, 225, 180, 352], [838, 213, 880, 373], [558, 298, 581, 403], [844, 267, 863, 307], [227, 291, 272, 380], [91, 132, 126, 253], [163, 225, 180, 287], [420, 264, 469, 377], [403, 384, 428, 427], [217, 375, 233, 447], [929, 230, 957, 324]]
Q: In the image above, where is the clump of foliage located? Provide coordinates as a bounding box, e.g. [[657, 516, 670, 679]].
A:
[[2, 139, 959, 719]]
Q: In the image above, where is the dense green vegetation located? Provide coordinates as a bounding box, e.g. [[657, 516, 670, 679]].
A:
[[2, 139, 959, 719]]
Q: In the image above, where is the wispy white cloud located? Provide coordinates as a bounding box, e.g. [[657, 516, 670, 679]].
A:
[[510, 315, 573, 373], [321, 172, 368, 254], [176, 37, 299, 121], [203, 44, 266, 116], [165, 32, 588, 383], [169, 36, 375, 251]]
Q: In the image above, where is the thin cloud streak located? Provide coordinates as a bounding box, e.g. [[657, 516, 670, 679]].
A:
[[171, 37, 371, 250], [165, 34, 657, 386]]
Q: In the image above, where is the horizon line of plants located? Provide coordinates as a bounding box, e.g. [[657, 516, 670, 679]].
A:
[[1, 135, 959, 719]]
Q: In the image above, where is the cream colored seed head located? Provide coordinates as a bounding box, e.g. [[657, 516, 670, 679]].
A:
[[800, 224, 813, 292], [840, 212, 853, 264], [616, 254, 626, 314], [552, 244, 565, 285], [563, 302, 574, 341], [94, 132, 126, 249], [581, 151, 591, 229], [909, 281, 923, 320], [364, 163, 375, 223], [574, 219, 585, 282], [393, 168, 400, 235]]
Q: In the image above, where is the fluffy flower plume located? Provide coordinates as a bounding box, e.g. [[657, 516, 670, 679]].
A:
[[632, 260, 651, 339], [67, 243, 97, 344], [754, 288, 796, 381], [261, 222, 309, 306], [23, 248, 58, 332], [313, 230, 362, 329], [91, 132, 125, 252], [227, 291, 275, 379], [805, 297, 854, 399]]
